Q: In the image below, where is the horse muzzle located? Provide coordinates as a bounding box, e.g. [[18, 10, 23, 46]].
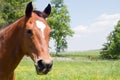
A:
[[34, 59, 53, 75]]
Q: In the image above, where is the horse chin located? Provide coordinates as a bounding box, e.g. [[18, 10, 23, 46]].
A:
[[36, 71, 48, 75]]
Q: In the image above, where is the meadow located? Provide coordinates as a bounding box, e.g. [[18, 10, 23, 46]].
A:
[[15, 51, 120, 80]]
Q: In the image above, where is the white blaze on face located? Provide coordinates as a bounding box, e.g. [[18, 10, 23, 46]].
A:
[[36, 20, 46, 38]]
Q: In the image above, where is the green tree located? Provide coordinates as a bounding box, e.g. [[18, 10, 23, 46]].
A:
[[100, 20, 120, 59], [0, 0, 32, 27], [47, 0, 74, 54]]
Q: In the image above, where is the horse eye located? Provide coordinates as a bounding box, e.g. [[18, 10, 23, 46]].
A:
[[26, 29, 33, 35]]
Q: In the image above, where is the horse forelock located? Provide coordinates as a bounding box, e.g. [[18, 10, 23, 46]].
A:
[[33, 10, 47, 18]]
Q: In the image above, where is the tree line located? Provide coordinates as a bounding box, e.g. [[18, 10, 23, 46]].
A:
[[100, 20, 120, 59], [0, 0, 31, 27]]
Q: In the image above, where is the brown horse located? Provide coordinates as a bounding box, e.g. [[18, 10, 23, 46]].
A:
[[0, 2, 52, 80]]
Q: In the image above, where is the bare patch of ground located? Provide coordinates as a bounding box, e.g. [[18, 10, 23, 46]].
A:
[[53, 57, 98, 61]]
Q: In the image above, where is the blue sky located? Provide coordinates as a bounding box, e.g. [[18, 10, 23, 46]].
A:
[[34, 0, 120, 51]]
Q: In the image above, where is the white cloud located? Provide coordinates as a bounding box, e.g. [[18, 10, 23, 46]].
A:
[[72, 25, 88, 38], [67, 13, 120, 51], [73, 25, 87, 32]]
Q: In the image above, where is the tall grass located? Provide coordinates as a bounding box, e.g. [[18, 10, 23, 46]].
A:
[[15, 51, 120, 80]]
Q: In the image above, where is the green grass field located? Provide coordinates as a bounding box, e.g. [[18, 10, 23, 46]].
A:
[[15, 51, 120, 80]]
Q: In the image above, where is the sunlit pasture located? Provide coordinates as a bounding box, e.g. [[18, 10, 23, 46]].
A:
[[15, 51, 120, 80]]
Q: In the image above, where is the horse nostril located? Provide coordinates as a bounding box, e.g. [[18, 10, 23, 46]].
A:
[[46, 63, 53, 69], [37, 60, 45, 70], [37, 60, 53, 69]]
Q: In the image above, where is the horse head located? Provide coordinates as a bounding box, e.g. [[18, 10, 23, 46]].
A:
[[22, 2, 52, 75]]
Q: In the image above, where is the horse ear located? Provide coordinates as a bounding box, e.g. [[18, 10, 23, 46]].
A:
[[25, 2, 33, 18], [43, 4, 51, 18]]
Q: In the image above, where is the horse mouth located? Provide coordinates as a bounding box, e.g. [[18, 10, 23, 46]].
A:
[[35, 66, 51, 75], [35, 64, 52, 75]]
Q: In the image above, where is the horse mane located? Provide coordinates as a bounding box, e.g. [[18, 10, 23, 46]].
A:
[[0, 10, 44, 31], [0, 16, 24, 31]]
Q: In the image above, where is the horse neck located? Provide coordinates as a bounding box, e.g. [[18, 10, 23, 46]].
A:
[[0, 16, 25, 74]]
